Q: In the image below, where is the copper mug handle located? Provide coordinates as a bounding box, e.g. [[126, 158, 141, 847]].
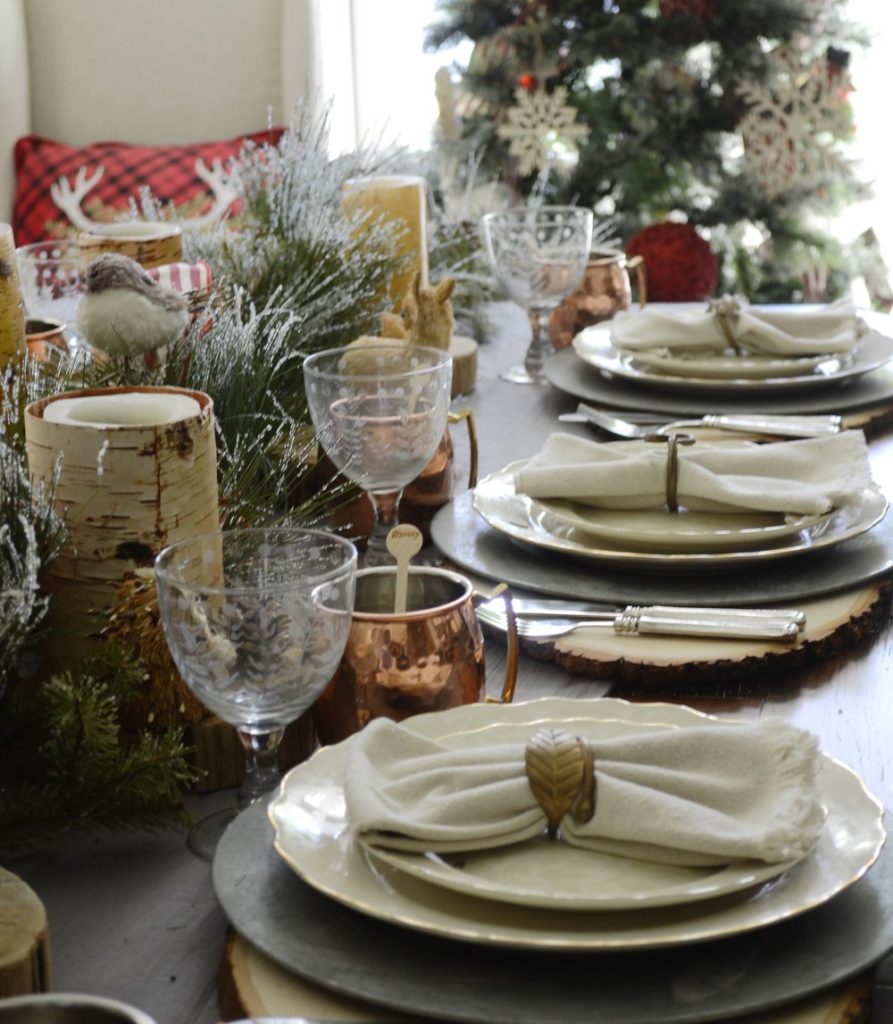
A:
[[448, 408, 479, 489], [625, 254, 648, 309], [473, 584, 519, 705]]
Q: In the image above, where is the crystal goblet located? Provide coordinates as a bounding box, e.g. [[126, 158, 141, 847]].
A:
[[154, 527, 357, 859], [303, 342, 453, 566], [16, 239, 87, 352], [482, 205, 593, 385]]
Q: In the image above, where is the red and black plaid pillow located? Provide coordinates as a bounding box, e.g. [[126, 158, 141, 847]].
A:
[[13, 129, 284, 245]]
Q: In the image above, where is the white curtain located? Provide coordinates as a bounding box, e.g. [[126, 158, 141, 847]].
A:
[[318, 0, 469, 154]]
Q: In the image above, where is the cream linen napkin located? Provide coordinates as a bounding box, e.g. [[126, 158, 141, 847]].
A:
[[609, 298, 859, 356], [512, 431, 870, 516], [345, 717, 824, 867]]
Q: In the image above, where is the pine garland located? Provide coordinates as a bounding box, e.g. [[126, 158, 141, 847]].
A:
[[0, 106, 440, 846]]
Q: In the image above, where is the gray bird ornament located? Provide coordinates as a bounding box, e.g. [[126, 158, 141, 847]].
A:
[[77, 253, 190, 357]]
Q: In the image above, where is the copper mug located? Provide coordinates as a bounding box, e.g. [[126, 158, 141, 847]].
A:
[[25, 316, 69, 363], [314, 566, 517, 745], [550, 246, 648, 349]]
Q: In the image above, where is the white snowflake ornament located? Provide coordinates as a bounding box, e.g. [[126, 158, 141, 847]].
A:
[[497, 86, 589, 177], [737, 47, 853, 199]]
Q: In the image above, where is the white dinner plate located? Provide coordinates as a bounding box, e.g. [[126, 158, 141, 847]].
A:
[[573, 324, 893, 394], [267, 698, 885, 951], [360, 715, 804, 911], [533, 499, 821, 552], [625, 348, 838, 380], [472, 461, 887, 570]]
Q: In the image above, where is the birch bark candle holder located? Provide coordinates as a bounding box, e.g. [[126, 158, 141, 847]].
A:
[[78, 221, 183, 269], [24, 386, 219, 669], [341, 175, 428, 311]]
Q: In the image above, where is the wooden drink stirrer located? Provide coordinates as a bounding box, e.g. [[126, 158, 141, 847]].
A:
[[386, 524, 423, 614]]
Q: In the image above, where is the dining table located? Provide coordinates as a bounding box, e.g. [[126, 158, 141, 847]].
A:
[[7, 301, 893, 1024]]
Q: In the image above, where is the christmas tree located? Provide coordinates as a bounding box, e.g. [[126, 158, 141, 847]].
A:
[[427, 0, 869, 302]]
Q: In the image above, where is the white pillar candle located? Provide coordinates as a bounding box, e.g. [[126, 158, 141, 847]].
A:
[[342, 175, 428, 311], [43, 391, 201, 428]]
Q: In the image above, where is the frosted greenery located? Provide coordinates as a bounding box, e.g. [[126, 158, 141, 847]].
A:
[[0, 361, 65, 702]]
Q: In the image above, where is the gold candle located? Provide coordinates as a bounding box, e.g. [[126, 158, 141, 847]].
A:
[[0, 223, 25, 368], [342, 175, 428, 310]]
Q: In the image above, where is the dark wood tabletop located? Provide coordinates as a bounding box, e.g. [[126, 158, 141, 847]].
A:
[[9, 302, 893, 1023]]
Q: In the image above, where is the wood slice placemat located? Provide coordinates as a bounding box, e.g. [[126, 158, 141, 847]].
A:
[[219, 932, 872, 1024], [486, 584, 890, 687], [0, 867, 50, 997]]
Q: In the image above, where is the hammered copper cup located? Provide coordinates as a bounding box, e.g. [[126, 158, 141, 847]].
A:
[[314, 566, 516, 744], [549, 246, 647, 349]]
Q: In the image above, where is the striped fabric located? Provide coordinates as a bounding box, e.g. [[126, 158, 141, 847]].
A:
[[147, 260, 213, 312]]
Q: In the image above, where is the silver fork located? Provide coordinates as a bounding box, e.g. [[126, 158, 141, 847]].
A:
[[559, 402, 842, 440]]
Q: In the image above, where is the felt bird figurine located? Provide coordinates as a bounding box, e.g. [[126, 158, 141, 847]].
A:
[[77, 253, 190, 357]]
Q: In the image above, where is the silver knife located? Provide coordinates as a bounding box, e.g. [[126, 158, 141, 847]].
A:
[[477, 607, 802, 641], [560, 409, 841, 438], [478, 596, 806, 629]]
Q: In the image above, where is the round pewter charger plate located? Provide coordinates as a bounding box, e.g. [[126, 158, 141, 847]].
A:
[[214, 797, 893, 1024], [430, 491, 893, 607]]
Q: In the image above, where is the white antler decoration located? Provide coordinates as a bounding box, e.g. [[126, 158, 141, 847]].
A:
[[49, 157, 237, 233], [50, 165, 106, 231], [188, 158, 239, 228]]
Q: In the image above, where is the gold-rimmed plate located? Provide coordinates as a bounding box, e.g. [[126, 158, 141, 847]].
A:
[[267, 698, 885, 951], [472, 461, 887, 570]]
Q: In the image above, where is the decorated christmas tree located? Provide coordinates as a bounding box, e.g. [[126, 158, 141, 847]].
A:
[[427, 0, 869, 302]]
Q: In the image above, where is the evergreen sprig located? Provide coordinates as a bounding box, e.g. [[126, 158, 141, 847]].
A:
[[0, 647, 193, 854], [171, 104, 409, 354]]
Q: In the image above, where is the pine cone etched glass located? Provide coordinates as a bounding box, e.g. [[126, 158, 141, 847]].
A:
[[303, 343, 453, 565], [482, 206, 593, 384], [155, 527, 357, 857]]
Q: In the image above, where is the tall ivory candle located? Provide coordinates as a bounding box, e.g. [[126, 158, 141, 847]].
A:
[[342, 175, 428, 311], [0, 223, 25, 368], [25, 386, 220, 669]]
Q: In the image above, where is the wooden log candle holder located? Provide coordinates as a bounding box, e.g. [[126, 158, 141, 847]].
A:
[[0, 868, 50, 998]]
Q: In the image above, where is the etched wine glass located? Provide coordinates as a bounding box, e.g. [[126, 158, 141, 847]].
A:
[[482, 205, 593, 384], [303, 342, 453, 566], [154, 526, 357, 859]]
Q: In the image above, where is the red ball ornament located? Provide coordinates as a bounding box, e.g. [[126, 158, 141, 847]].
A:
[[625, 222, 717, 302], [518, 73, 537, 90], [658, 0, 716, 18]]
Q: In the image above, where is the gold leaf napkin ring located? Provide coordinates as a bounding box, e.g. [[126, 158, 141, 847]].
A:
[[524, 728, 596, 838], [644, 432, 696, 512]]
